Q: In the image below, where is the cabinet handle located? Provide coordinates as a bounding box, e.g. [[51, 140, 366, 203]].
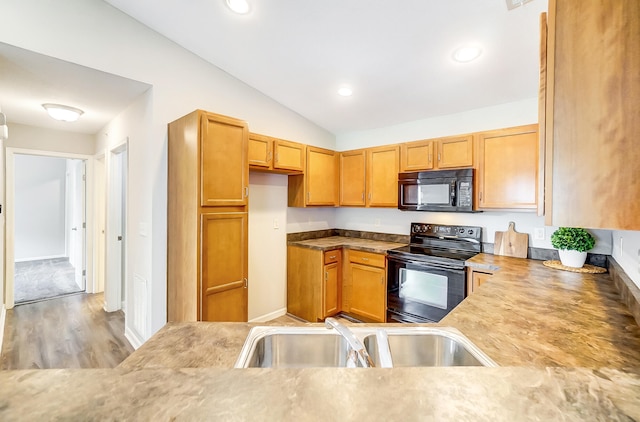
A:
[[308, 192, 310, 201], [479, 192, 483, 201], [429, 151, 432, 163], [381, 276, 384, 284], [361, 257, 369, 261], [361, 193, 364, 201], [325, 272, 328, 281], [329, 255, 336, 259], [438, 153, 441, 162], [244, 187, 249, 198], [275, 152, 279, 163], [268, 150, 272, 162], [244, 278, 248, 288], [368, 193, 372, 201]]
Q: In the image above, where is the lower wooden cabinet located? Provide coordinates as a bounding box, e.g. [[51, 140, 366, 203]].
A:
[[343, 250, 387, 322], [287, 246, 341, 321], [467, 268, 493, 295]]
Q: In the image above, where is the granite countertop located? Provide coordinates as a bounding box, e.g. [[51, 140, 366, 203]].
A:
[[287, 235, 406, 254], [3, 251, 640, 420]]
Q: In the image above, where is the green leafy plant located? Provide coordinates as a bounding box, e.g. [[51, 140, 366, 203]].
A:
[[550, 227, 595, 252]]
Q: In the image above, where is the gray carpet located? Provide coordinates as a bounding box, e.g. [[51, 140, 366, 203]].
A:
[[14, 258, 84, 304]]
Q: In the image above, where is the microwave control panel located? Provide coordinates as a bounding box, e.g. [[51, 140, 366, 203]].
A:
[[457, 181, 472, 208]]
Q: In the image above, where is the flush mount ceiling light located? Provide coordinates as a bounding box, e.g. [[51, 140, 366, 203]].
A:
[[226, 0, 250, 14], [452, 46, 482, 63], [337, 86, 353, 97], [42, 103, 84, 122]]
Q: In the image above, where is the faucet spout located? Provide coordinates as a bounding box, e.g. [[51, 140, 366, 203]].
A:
[[325, 317, 375, 368]]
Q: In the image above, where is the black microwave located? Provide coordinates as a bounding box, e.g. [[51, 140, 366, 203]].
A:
[[398, 169, 475, 212]]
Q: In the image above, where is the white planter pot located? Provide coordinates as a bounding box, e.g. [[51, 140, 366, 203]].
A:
[[558, 249, 587, 268]]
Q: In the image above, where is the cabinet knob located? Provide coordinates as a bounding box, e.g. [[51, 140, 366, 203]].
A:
[[329, 255, 336, 259], [243, 278, 248, 288]]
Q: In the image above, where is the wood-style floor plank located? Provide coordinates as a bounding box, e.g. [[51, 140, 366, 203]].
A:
[[1, 293, 133, 370]]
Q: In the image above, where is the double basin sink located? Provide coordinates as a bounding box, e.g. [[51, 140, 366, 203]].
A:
[[234, 324, 497, 368]]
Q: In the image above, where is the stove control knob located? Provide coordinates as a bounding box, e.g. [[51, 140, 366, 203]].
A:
[[468, 229, 474, 235], [421, 225, 428, 232], [459, 227, 465, 234]]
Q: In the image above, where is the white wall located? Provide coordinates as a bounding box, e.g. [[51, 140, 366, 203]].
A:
[[5, 123, 96, 155], [612, 231, 640, 289], [14, 155, 67, 261], [0, 0, 335, 340]]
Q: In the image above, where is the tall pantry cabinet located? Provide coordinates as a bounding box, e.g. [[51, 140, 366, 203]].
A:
[[167, 110, 249, 322]]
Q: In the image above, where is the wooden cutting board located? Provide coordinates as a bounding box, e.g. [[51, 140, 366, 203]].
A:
[[494, 222, 528, 258]]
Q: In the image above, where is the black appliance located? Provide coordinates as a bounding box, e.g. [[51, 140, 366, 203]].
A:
[[398, 168, 475, 212], [387, 222, 482, 323]]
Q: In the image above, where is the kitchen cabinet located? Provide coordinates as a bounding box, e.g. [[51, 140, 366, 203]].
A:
[[544, 0, 640, 230], [167, 110, 248, 322], [288, 146, 338, 207], [339, 149, 366, 206], [400, 135, 473, 172], [287, 246, 341, 321], [343, 250, 386, 322], [467, 268, 493, 295], [476, 124, 539, 211], [366, 145, 399, 207], [248, 132, 305, 173]]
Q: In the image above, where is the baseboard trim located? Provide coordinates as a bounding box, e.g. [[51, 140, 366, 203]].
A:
[[249, 307, 287, 323], [15, 254, 67, 263], [125, 326, 144, 350], [0, 305, 6, 354]]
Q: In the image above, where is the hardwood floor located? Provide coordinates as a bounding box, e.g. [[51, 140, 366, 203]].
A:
[[1, 293, 134, 370]]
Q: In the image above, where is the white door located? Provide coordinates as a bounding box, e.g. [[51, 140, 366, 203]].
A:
[[95, 155, 106, 293], [68, 159, 86, 290]]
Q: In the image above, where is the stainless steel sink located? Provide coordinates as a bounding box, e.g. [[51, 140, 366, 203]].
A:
[[235, 327, 353, 368], [234, 325, 497, 368], [363, 327, 497, 367]]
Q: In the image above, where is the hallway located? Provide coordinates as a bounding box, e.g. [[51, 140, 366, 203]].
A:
[[1, 293, 133, 369], [14, 258, 84, 304]]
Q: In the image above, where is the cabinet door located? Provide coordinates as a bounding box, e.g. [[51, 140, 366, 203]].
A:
[[349, 263, 386, 322], [477, 125, 539, 210], [306, 146, 338, 205], [468, 270, 493, 295], [201, 212, 248, 322], [273, 139, 305, 172], [200, 113, 248, 206], [366, 145, 399, 207], [248, 133, 272, 169], [546, 0, 640, 230], [400, 139, 434, 172], [437, 135, 473, 169], [339, 150, 366, 206], [323, 261, 341, 318]]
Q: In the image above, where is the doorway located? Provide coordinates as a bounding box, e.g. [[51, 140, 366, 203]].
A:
[[9, 152, 88, 305]]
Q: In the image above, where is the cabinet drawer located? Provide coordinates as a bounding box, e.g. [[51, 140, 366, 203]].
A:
[[348, 250, 385, 268], [324, 250, 341, 264]]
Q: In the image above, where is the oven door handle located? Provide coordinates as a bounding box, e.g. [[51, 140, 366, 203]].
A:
[[388, 255, 465, 272]]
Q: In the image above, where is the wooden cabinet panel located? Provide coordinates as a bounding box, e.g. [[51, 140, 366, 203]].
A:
[[349, 263, 386, 322], [545, 0, 640, 230], [306, 146, 338, 206], [323, 257, 341, 318], [437, 135, 473, 169], [477, 124, 539, 210], [400, 139, 434, 172], [200, 113, 248, 207], [168, 110, 248, 323], [274, 139, 305, 172], [467, 269, 493, 295], [201, 212, 248, 322], [339, 150, 366, 206], [348, 250, 386, 268], [366, 145, 399, 207], [248, 133, 271, 169]]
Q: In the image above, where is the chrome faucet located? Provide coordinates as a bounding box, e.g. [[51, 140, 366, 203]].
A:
[[325, 317, 375, 368]]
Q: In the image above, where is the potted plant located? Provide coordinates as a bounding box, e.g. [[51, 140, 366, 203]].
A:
[[550, 227, 595, 268]]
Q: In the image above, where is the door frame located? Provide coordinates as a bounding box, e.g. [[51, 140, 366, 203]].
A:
[[4, 148, 94, 309], [104, 139, 128, 313]]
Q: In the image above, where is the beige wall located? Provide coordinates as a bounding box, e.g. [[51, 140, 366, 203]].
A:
[[5, 123, 96, 155]]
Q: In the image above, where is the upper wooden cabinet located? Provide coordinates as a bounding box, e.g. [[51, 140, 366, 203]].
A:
[[544, 0, 640, 230], [288, 146, 338, 207], [339, 149, 366, 206], [167, 110, 248, 323], [201, 113, 249, 207], [476, 124, 539, 211], [248, 133, 305, 173], [400, 135, 473, 172], [366, 145, 399, 207]]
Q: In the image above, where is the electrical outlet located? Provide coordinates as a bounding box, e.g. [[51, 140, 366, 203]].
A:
[[273, 219, 279, 230], [534, 228, 545, 240], [620, 237, 624, 255]]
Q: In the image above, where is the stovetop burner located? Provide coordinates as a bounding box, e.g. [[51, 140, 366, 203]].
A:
[[388, 222, 483, 268]]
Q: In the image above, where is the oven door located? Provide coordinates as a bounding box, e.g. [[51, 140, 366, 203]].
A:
[[387, 256, 466, 323]]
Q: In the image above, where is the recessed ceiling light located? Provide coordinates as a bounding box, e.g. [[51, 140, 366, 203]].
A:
[[42, 103, 84, 122], [226, 0, 250, 14], [452, 46, 482, 63], [338, 87, 353, 97]]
